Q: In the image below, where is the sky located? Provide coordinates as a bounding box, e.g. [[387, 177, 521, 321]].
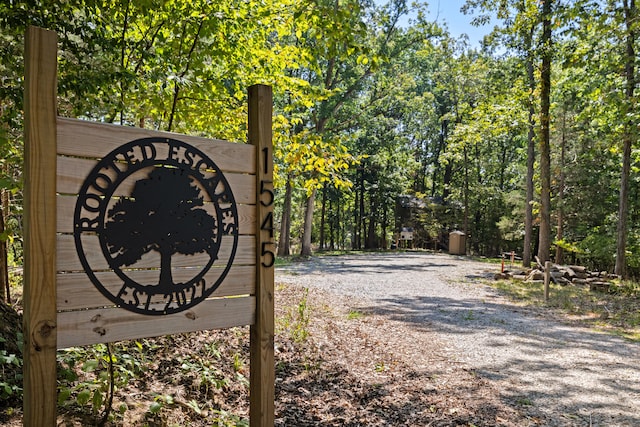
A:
[[431, 0, 487, 44], [403, 0, 497, 47]]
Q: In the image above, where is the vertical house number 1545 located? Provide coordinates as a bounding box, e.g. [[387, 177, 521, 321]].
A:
[[260, 147, 275, 267]]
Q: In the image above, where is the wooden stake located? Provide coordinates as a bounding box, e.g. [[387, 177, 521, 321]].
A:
[[248, 84, 274, 427], [23, 26, 58, 426], [544, 261, 551, 302]]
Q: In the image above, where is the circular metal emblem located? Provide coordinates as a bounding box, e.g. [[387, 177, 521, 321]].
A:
[[74, 137, 238, 315]]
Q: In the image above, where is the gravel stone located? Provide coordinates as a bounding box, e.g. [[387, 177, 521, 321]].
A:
[[276, 252, 640, 426]]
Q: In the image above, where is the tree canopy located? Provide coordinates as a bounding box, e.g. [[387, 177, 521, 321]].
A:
[[3, 0, 640, 291]]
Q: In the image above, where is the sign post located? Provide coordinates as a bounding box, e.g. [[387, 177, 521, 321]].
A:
[[22, 26, 274, 426], [23, 26, 58, 427], [249, 85, 275, 427]]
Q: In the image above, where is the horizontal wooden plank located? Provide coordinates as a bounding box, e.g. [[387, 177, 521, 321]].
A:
[[56, 194, 256, 235], [57, 234, 255, 272], [57, 295, 255, 348], [56, 155, 256, 204], [57, 117, 255, 174], [57, 264, 255, 311]]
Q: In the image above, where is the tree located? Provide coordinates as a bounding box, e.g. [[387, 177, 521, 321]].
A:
[[276, 174, 294, 256], [520, 1, 538, 268], [463, 0, 550, 264], [447, 53, 530, 255], [523, 36, 536, 268], [556, 0, 640, 272], [1, 0, 99, 301], [6, 0, 640, 271], [292, 0, 371, 256], [537, 0, 553, 263], [105, 167, 218, 291], [615, 0, 637, 278], [287, 0, 415, 256]]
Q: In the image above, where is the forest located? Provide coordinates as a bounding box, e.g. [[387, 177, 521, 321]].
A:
[[1, 0, 640, 285]]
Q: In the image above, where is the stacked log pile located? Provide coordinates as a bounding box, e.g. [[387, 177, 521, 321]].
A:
[[495, 259, 619, 292]]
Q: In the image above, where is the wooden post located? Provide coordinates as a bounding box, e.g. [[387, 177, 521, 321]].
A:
[[248, 84, 275, 427], [23, 26, 58, 426], [544, 261, 551, 302]]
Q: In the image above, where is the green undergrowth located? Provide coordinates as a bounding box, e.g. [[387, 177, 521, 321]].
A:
[[2, 327, 253, 426], [347, 309, 366, 320], [276, 285, 311, 343], [55, 331, 252, 426], [4, 282, 318, 425], [490, 279, 640, 342]]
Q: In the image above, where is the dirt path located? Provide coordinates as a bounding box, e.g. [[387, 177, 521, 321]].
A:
[[276, 252, 640, 426]]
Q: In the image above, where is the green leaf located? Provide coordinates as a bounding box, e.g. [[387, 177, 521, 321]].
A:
[[58, 388, 72, 405], [92, 389, 104, 411], [82, 359, 99, 372], [149, 401, 163, 414], [77, 390, 91, 406], [2, 383, 13, 396]]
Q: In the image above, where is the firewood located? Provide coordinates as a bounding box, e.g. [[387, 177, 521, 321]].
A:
[[561, 267, 576, 280], [568, 265, 587, 273], [527, 270, 544, 281]]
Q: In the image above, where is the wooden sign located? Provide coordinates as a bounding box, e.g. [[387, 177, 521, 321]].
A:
[[23, 26, 274, 426], [56, 120, 258, 346]]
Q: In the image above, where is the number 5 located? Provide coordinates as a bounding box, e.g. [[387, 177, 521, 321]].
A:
[[260, 180, 274, 207], [261, 242, 275, 268]]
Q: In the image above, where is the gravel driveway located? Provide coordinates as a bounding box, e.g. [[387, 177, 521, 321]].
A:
[[276, 252, 640, 427]]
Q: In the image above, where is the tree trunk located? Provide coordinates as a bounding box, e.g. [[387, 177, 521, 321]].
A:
[[353, 170, 361, 249], [329, 195, 334, 250], [337, 194, 343, 250], [555, 105, 567, 264], [436, 119, 451, 201], [463, 144, 469, 236], [0, 200, 8, 303], [522, 78, 536, 268], [166, 18, 204, 132], [119, 0, 131, 125], [443, 161, 453, 205], [537, 0, 553, 263], [381, 203, 388, 250], [615, 0, 636, 278], [523, 34, 536, 267], [277, 175, 292, 257], [300, 188, 317, 256], [366, 195, 377, 249], [320, 183, 327, 251], [0, 147, 9, 303], [616, 138, 631, 277], [359, 169, 366, 249], [415, 141, 429, 193]]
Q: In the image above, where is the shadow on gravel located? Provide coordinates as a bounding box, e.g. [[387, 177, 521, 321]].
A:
[[364, 295, 633, 352], [279, 254, 456, 276], [277, 253, 640, 425], [357, 295, 640, 426]]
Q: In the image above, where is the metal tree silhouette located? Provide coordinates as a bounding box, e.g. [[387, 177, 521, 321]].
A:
[[104, 166, 219, 292]]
